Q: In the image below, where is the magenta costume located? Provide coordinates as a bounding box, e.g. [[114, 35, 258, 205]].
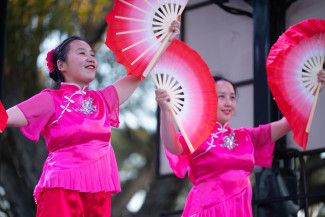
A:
[[165, 122, 275, 217], [17, 83, 121, 203]]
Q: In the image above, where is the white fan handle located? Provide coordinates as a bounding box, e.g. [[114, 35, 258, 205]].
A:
[[143, 32, 173, 77], [150, 73, 195, 153], [168, 106, 195, 153], [143, 0, 187, 77], [306, 82, 321, 133]]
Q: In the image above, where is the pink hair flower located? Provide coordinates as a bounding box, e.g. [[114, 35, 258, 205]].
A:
[[46, 49, 55, 73]]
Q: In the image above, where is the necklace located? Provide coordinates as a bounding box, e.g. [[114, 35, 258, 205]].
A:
[[220, 131, 238, 150], [74, 97, 97, 115]]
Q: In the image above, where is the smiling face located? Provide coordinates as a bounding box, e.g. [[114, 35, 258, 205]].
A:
[[58, 40, 97, 87], [216, 80, 237, 125]]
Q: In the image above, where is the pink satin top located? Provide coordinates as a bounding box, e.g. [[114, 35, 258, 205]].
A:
[[17, 83, 120, 203], [165, 122, 275, 217]]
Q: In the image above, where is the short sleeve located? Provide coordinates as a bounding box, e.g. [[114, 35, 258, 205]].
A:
[[17, 91, 55, 141], [98, 85, 120, 128], [163, 133, 190, 178], [247, 124, 275, 168]]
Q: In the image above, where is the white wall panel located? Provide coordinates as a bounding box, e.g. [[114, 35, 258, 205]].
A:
[[185, 3, 253, 82]]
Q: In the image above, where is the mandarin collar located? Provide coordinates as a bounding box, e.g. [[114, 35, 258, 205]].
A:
[[215, 121, 230, 132], [60, 82, 89, 92]]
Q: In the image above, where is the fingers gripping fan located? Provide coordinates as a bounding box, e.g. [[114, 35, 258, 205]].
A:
[[152, 39, 217, 152], [266, 19, 325, 149], [106, 0, 187, 79]]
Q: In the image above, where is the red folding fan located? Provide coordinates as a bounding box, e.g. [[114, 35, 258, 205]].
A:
[[152, 39, 217, 152], [0, 101, 8, 133], [266, 19, 325, 149], [106, 0, 188, 79]]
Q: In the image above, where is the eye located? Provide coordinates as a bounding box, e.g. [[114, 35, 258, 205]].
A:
[[218, 95, 225, 99], [79, 51, 86, 55]]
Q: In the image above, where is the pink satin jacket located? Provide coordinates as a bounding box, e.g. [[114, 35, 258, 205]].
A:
[[18, 83, 120, 203], [165, 122, 275, 217]]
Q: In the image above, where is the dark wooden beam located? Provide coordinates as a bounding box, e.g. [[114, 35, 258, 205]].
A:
[[253, 0, 271, 126], [0, 0, 7, 99]]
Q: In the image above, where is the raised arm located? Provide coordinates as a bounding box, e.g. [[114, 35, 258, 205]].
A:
[[0, 100, 27, 131], [113, 75, 143, 105], [112, 20, 181, 105], [6, 106, 28, 128], [156, 89, 183, 155], [270, 117, 290, 142], [270, 70, 325, 142]]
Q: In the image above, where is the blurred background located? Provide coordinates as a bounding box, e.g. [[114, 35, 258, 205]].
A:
[[0, 0, 324, 217]]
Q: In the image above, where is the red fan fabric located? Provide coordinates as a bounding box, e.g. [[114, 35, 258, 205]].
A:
[[266, 18, 325, 149], [0, 100, 8, 133], [152, 39, 217, 152], [105, 0, 187, 79]]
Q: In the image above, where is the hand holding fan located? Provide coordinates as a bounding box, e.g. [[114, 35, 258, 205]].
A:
[[105, 0, 217, 152], [0, 101, 7, 133], [266, 18, 325, 149], [152, 39, 217, 152], [106, 0, 187, 79]]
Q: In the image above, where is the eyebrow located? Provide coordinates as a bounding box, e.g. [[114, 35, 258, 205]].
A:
[[76, 48, 95, 53], [218, 91, 235, 95]]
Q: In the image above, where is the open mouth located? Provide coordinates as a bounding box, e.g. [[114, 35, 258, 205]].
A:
[[85, 65, 96, 69], [222, 110, 231, 115]]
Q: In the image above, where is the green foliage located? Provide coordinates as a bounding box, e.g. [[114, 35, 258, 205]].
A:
[[5, 0, 113, 96]]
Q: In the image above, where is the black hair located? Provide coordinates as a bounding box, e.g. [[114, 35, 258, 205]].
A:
[[49, 36, 84, 88], [214, 76, 238, 97]]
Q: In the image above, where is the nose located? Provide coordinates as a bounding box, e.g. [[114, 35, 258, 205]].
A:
[[87, 56, 96, 64], [224, 97, 232, 107]]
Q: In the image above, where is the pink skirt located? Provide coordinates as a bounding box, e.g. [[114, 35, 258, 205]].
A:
[[182, 185, 253, 217], [36, 188, 112, 217]]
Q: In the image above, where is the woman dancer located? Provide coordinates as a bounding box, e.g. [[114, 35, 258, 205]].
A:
[[155, 72, 325, 217], [0, 20, 179, 217]]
